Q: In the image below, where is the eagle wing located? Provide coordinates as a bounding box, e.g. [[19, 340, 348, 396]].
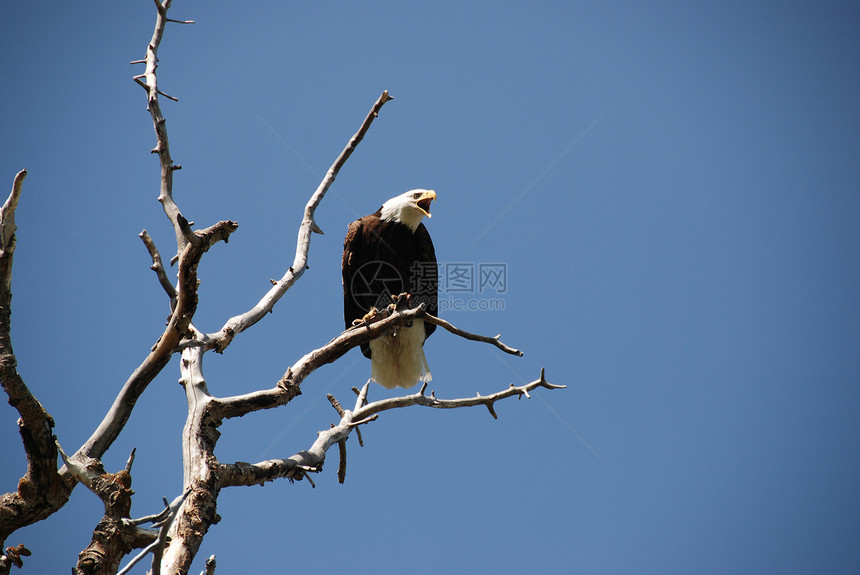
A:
[[413, 222, 438, 340], [343, 215, 438, 357], [342, 217, 374, 358]]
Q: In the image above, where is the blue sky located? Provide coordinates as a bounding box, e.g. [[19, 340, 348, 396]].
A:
[[2, 1, 859, 573]]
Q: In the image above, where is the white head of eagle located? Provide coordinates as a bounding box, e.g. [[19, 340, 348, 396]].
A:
[[380, 188, 436, 231], [342, 189, 438, 389]]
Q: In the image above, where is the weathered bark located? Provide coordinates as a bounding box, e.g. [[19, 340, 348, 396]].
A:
[[159, 346, 221, 574], [0, 170, 72, 553], [71, 466, 151, 575]]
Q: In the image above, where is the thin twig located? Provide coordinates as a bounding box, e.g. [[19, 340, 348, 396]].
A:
[[149, 488, 192, 575], [116, 539, 160, 575], [337, 437, 347, 484], [424, 312, 523, 356], [0, 170, 26, 259], [327, 394, 345, 417], [115, 488, 189, 575], [354, 368, 564, 422], [55, 440, 102, 491], [124, 448, 137, 474], [140, 230, 177, 302]]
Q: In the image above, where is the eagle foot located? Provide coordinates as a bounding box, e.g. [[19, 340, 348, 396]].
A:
[[353, 307, 380, 326], [390, 292, 413, 311]]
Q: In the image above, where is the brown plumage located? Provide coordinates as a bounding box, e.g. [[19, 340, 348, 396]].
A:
[[342, 189, 438, 387]]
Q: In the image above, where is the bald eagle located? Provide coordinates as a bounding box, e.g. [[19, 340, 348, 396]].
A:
[[342, 189, 438, 389]]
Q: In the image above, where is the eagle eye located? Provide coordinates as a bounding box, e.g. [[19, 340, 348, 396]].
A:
[[412, 193, 421, 199]]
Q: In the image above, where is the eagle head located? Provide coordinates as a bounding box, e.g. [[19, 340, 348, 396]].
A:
[[380, 189, 437, 232]]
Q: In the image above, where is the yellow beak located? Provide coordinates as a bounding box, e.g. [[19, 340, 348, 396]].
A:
[[416, 189, 436, 218]]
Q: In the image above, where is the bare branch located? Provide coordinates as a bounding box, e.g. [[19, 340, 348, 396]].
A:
[[327, 393, 346, 417], [205, 90, 394, 353], [116, 539, 160, 575], [0, 170, 69, 548], [60, 2, 217, 482], [136, 0, 187, 255], [158, 346, 220, 573], [353, 382, 370, 411], [328, 394, 350, 483], [212, 299, 524, 421], [55, 440, 164, 575], [424, 312, 523, 356], [56, 441, 103, 492], [351, 383, 369, 446], [358, 367, 564, 421], [0, 170, 26, 264], [218, 370, 562, 488], [201, 555, 216, 575], [73, 219, 236, 467], [176, 212, 201, 246], [147, 488, 191, 575], [213, 303, 426, 420], [156, 89, 179, 102], [139, 230, 177, 303], [112, 488, 189, 575], [124, 448, 136, 474], [336, 435, 348, 484], [152, 94, 398, 570], [217, 458, 316, 488], [0, 544, 30, 573], [0, 171, 37, 414]]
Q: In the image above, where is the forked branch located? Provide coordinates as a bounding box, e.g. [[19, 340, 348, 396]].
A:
[[218, 371, 564, 488], [213, 302, 427, 420], [132, 0, 190, 255], [0, 170, 67, 554], [117, 489, 191, 575], [205, 90, 394, 353], [214, 298, 523, 421], [355, 367, 564, 421], [57, 443, 162, 575]]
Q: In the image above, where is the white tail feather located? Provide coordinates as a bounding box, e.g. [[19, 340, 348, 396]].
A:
[[369, 319, 431, 389]]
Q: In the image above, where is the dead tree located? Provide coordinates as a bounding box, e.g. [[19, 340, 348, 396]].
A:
[[0, 2, 563, 574]]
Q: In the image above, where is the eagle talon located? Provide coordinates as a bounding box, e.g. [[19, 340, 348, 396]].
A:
[[353, 307, 380, 326], [391, 292, 412, 310]]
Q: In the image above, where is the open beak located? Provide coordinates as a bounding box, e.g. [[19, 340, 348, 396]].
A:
[[416, 189, 436, 218]]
